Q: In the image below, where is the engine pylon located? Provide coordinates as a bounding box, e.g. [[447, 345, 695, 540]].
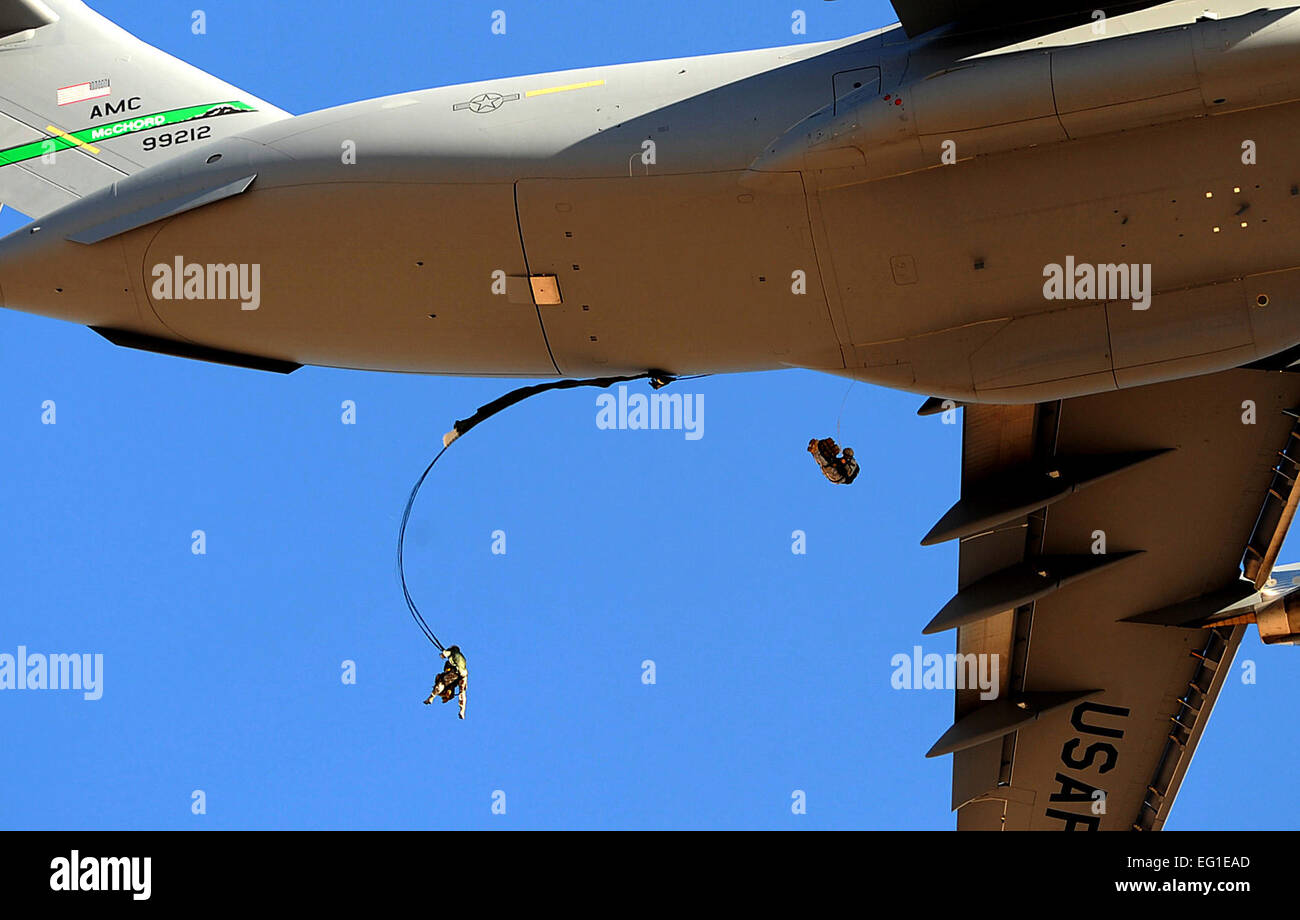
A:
[[1208, 593, 1300, 646]]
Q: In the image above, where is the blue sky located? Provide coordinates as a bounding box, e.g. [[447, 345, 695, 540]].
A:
[[1, 0, 1297, 830]]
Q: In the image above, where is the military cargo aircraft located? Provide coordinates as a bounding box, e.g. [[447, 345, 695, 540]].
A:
[[3, 0, 1300, 829]]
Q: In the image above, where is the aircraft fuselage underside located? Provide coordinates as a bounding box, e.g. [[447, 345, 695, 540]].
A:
[[4, 0, 1300, 404]]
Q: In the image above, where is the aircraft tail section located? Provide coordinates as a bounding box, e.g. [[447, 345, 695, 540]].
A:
[[0, 0, 288, 218]]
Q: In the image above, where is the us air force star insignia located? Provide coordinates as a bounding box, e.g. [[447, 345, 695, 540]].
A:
[[452, 92, 520, 114]]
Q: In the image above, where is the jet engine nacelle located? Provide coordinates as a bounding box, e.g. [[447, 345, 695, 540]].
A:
[[1253, 593, 1300, 646], [751, 8, 1300, 184]]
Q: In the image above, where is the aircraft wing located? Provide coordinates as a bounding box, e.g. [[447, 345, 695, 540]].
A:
[[888, 1, 1172, 39], [924, 368, 1300, 829]]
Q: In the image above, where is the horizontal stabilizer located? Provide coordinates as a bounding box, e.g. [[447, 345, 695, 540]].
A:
[[0, 0, 57, 40]]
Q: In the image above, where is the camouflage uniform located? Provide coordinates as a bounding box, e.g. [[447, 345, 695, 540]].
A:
[[423, 645, 468, 718], [808, 437, 860, 485]]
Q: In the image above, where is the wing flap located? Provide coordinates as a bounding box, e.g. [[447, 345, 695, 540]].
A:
[[939, 369, 1300, 829]]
